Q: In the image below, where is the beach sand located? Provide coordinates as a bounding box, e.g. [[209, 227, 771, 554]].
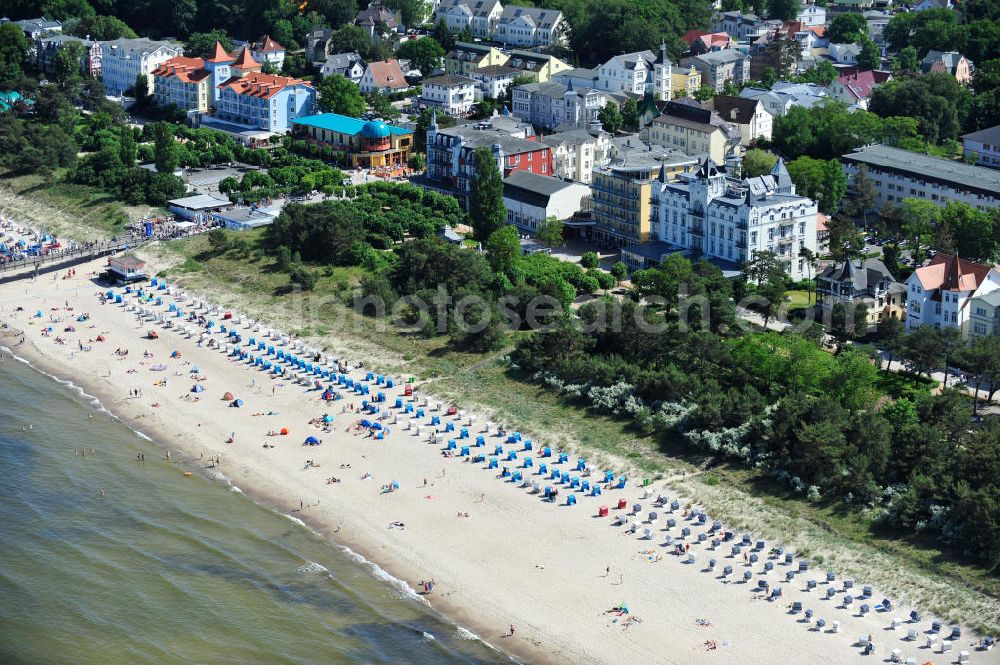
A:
[[3, 261, 998, 665]]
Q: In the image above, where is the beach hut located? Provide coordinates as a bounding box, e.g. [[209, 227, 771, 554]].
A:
[[567, 494, 577, 506], [598, 505, 609, 517]]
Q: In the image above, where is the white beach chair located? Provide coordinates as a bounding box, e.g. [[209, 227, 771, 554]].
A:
[[958, 650, 969, 663]]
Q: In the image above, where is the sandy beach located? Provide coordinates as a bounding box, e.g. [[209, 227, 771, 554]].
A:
[[3, 259, 998, 665]]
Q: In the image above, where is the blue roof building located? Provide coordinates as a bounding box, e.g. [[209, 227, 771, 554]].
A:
[[291, 113, 414, 170]]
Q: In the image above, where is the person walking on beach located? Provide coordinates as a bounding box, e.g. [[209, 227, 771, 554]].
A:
[[509, 624, 515, 637]]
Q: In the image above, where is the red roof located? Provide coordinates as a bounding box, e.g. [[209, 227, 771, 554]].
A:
[[915, 253, 992, 293], [836, 70, 878, 100], [257, 35, 284, 52], [206, 41, 235, 63], [365, 59, 408, 89], [680, 30, 731, 49], [218, 72, 312, 100], [232, 46, 261, 70], [152, 56, 211, 84]]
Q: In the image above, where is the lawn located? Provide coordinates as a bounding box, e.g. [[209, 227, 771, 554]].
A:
[[784, 289, 815, 311]]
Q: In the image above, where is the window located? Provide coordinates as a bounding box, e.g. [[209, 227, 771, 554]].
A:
[[974, 322, 988, 335]]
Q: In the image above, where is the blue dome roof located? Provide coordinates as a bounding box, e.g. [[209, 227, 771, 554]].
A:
[[361, 120, 390, 138]]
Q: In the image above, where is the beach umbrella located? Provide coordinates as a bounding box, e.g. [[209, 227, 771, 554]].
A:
[[323, 415, 333, 423], [304, 436, 320, 445], [231, 399, 243, 407], [191, 384, 205, 393], [223, 391, 234, 400]]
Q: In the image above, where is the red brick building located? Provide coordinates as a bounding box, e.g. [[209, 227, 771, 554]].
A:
[[425, 111, 553, 209]]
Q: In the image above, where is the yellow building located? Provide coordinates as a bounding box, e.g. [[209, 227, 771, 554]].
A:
[[671, 66, 701, 98], [291, 113, 413, 169], [150, 56, 211, 113], [591, 163, 656, 247], [444, 41, 570, 82], [445, 42, 508, 77], [503, 48, 571, 82], [646, 99, 741, 165]]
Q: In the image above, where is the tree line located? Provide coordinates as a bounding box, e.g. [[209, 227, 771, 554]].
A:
[[511, 254, 1000, 566]]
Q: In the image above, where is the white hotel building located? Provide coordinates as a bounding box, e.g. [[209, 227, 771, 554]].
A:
[[842, 144, 1000, 212], [101, 37, 184, 96], [654, 158, 818, 280]]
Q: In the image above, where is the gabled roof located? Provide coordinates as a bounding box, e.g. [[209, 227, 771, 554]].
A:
[[422, 74, 476, 87], [363, 59, 408, 89], [323, 52, 364, 71], [102, 37, 182, 56], [914, 253, 992, 293], [437, 125, 548, 156], [356, 2, 398, 27], [503, 171, 577, 206], [712, 95, 763, 124], [218, 72, 312, 99], [685, 49, 747, 65], [151, 56, 211, 84], [680, 30, 732, 50], [256, 35, 284, 52], [471, 64, 521, 77], [834, 70, 879, 100], [605, 51, 656, 70], [498, 5, 563, 29], [962, 125, 1000, 144], [920, 50, 968, 74], [818, 258, 897, 290], [438, 0, 501, 18], [653, 98, 740, 139]]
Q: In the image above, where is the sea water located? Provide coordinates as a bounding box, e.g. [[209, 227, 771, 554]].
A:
[[0, 353, 511, 665]]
